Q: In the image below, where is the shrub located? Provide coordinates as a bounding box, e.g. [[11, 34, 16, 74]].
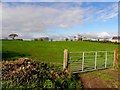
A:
[[2, 58, 82, 89]]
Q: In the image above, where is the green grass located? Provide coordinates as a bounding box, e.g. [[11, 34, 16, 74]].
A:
[[2, 40, 118, 66]]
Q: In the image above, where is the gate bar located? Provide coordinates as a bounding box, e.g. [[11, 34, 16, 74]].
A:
[[82, 52, 84, 71]]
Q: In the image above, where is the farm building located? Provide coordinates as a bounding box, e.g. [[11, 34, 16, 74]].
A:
[[34, 37, 49, 41], [112, 36, 120, 43]]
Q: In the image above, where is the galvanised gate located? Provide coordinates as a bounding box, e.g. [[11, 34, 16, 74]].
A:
[[63, 49, 118, 72]]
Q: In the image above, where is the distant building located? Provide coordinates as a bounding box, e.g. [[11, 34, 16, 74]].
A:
[[73, 35, 82, 41], [112, 36, 120, 43], [34, 37, 49, 41], [16, 39, 23, 41]]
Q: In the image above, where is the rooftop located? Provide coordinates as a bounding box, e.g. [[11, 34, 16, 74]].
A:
[[112, 36, 120, 40]]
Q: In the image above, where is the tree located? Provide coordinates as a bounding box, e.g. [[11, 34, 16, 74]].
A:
[[65, 38, 69, 41], [34, 38, 38, 41], [74, 36, 77, 41], [9, 34, 18, 40], [50, 38, 53, 42]]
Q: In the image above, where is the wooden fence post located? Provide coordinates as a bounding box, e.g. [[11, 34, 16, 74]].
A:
[[113, 48, 118, 68], [94, 52, 97, 70], [105, 51, 107, 68], [63, 49, 68, 70]]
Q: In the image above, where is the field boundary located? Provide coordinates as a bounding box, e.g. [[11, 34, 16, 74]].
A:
[[63, 48, 118, 72]]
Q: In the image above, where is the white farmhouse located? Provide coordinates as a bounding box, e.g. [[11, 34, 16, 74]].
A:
[[112, 36, 120, 43]]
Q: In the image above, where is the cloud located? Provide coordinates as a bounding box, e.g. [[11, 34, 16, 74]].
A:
[[81, 32, 116, 39], [96, 3, 118, 21], [1, 2, 118, 39], [83, 3, 118, 22], [97, 32, 110, 38], [2, 3, 84, 39]]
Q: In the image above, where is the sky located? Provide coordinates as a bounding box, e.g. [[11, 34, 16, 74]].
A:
[[1, 0, 120, 2], [1, 1, 119, 40]]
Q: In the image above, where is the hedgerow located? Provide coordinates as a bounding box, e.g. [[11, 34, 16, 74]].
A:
[[2, 58, 82, 89]]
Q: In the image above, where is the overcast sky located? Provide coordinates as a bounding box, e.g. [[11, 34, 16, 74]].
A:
[[1, 1, 119, 40]]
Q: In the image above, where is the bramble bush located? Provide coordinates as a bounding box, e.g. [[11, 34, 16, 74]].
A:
[[2, 58, 82, 89]]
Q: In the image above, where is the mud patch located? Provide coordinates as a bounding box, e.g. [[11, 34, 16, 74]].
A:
[[80, 69, 120, 89]]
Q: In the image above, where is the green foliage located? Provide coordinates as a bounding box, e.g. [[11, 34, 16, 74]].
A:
[[9, 34, 18, 40], [43, 80, 54, 88], [2, 60, 82, 89]]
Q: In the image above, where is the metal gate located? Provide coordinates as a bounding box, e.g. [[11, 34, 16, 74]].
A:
[[68, 51, 114, 72]]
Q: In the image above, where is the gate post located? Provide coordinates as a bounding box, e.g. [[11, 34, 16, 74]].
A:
[[82, 52, 85, 71], [94, 52, 97, 70], [63, 49, 68, 70], [113, 48, 118, 68]]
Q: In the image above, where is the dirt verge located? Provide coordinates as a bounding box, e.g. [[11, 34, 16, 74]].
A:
[[80, 69, 120, 89]]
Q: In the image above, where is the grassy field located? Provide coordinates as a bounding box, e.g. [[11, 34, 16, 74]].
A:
[[2, 41, 119, 89], [2, 41, 118, 66]]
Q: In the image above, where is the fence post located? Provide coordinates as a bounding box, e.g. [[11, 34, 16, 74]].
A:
[[94, 52, 97, 70], [105, 51, 107, 68], [113, 48, 118, 68], [63, 49, 68, 70]]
